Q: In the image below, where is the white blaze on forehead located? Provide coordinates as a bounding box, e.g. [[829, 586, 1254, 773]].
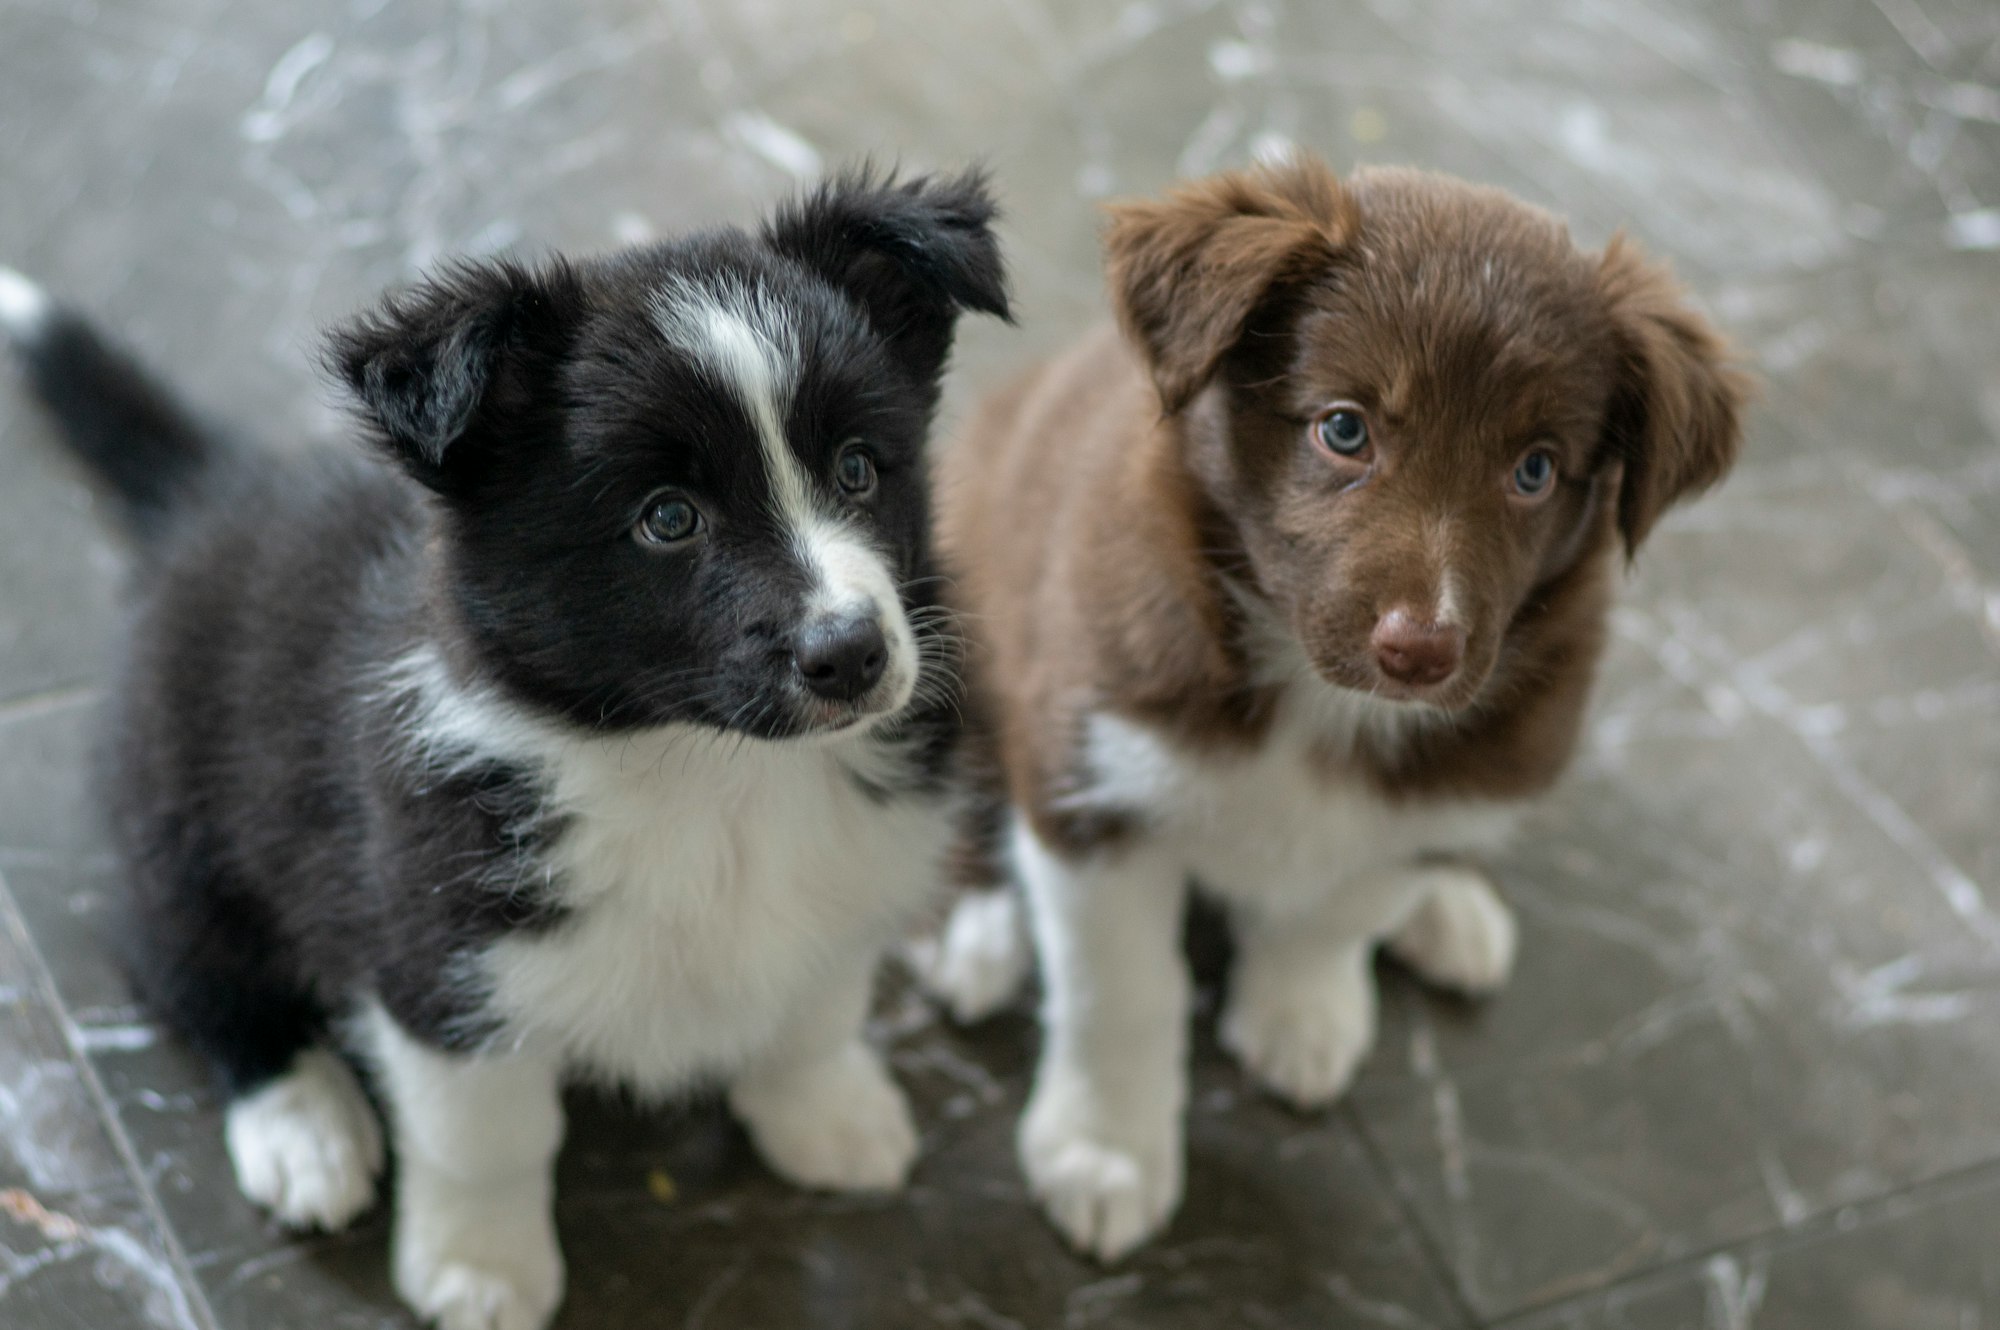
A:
[[802, 516, 921, 717], [1422, 513, 1462, 627], [1436, 571, 1465, 631], [806, 517, 898, 616], [649, 275, 919, 710], [650, 277, 877, 605], [650, 274, 814, 529]]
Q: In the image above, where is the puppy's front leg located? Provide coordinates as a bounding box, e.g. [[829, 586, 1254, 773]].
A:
[[1221, 903, 1378, 1110], [364, 1007, 565, 1330], [1385, 864, 1519, 996], [1224, 863, 1497, 1108], [728, 953, 918, 1192], [1015, 827, 1189, 1262]]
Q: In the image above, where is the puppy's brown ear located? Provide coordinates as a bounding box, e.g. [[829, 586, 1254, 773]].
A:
[[1596, 235, 1752, 552], [1105, 156, 1354, 414]]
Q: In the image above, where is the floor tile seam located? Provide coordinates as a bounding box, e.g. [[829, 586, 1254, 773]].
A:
[[1476, 1154, 2000, 1327], [1339, 1100, 1486, 1330], [0, 678, 100, 723], [0, 861, 222, 1330]]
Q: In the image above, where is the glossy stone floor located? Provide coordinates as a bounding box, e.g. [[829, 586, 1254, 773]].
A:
[[1, 0, 1997, 1326]]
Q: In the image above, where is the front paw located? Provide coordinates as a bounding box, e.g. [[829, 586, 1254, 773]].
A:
[[393, 1180, 563, 1330], [1018, 1070, 1182, 1262], [905, 888, 1032, 1025], [1221, 946, 1375, 1109], [225, 1049, 384, 1231], [1387, 868, 1518, 996], [731, 1044, 918, 1192]]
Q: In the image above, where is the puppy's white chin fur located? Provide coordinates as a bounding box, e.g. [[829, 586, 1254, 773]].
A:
[[795, 674, 920, 744]]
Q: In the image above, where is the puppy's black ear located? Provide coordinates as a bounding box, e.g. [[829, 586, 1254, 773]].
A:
[[1105, 154, 1354, 415], [1595, 235, 1752, 553], [326, 258, 581, 490], [765, 165, 1012, 384]]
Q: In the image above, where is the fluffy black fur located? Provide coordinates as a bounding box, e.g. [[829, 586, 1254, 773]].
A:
[[6, 168, 1009, 1090], [8, 308, 223, 540]]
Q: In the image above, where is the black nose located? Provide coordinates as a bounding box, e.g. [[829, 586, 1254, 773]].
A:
[[793, 615, 888, 702]]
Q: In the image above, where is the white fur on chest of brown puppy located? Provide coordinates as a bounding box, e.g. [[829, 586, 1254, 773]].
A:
[[1059, 679, 1522, 924]]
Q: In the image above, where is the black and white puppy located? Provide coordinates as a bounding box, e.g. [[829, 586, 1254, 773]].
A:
[[0, 168, 1007, 1330]]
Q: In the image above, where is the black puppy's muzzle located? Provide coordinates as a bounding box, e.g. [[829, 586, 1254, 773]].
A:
[[792, 614, 888, 702]]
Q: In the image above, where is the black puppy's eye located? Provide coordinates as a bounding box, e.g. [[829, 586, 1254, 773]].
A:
[[835, 443, 878, 496], [1313, 405, 1371, 458], [635, 493, 703, 546], [1511, 449, 1557, 500]]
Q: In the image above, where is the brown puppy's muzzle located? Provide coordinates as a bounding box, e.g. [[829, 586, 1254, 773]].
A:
[[1370, 608, 1464, 688]]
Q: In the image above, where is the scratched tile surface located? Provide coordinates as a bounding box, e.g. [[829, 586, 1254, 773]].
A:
[[0, 0, 1996, 1327]]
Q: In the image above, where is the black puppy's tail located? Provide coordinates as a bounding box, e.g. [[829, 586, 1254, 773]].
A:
[[1, 267, 217, 542]]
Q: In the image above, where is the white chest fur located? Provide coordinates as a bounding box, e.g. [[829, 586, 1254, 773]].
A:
[[1068, 682, 1519, 926], [393, 651, 948, 1093], [482, 731, 947, 1091]]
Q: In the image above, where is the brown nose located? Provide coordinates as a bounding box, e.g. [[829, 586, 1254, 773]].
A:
[[1371, 609, 1464, 687]]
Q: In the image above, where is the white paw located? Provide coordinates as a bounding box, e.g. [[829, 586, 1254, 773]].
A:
[[731, 1044, 918, 1192], [1018, 1071, 1182, 1262], [224, 1049, 384, 1231], [1388, 868, 1518, 996], [394, 1180, 563, 1330], [1221, 947, 1375, 1109], [407, 1263, 559, 1330], [907, 888, 1032, 1024]]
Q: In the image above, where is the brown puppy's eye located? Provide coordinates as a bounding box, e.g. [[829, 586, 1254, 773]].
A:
[[1511, 449, 1557, 500], [1313, 404, 1371, 459]]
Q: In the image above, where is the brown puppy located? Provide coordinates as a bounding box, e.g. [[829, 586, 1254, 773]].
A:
[[915, 154, 1748, 1260]]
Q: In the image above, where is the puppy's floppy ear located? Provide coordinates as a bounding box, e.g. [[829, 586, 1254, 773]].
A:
[[1105, 154, 1355, 415], [326, 257, 581, 491], [1596, 235, 1752, 552], [764, 164, 1012, 384]]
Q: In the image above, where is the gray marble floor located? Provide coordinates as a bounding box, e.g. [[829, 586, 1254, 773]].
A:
[[1, 0, 1996, 1327]]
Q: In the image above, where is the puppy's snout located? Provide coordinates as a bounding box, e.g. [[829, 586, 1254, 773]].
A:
[[1371, 609, 1464, 688], [793, 614, 888, 702]]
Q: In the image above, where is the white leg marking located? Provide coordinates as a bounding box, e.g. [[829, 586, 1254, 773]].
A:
[[1220, 858, 1455, 1109], [224, 1048, 384, 1231], [0, 267, 53, 340], [1015, 823, 1189, 1262], [363, 1006, 565, 1330], [908, 887, 1032, 1024], [728, 956, 917, 1192], [1221, 857, 1478, 1107], [1222, 931, 1377, 1109], [1386, 864, 1519, 995]]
